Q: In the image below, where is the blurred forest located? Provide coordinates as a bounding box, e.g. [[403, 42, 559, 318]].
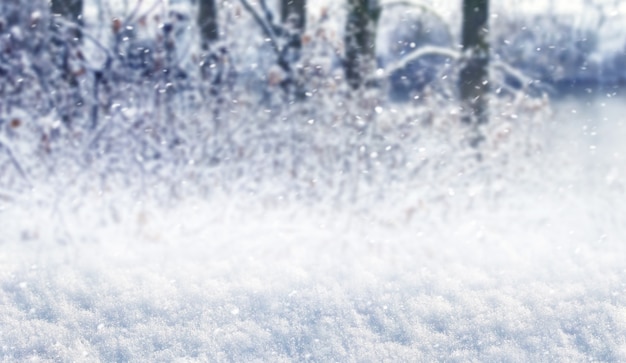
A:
[[0, 0, 624, 204]]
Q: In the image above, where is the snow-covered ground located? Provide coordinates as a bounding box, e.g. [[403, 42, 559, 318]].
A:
[[1, 93, 626, 361]]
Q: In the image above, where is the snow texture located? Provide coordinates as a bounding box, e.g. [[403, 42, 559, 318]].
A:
[[1, 1, 626, 361], [1, 94, 626, 362]]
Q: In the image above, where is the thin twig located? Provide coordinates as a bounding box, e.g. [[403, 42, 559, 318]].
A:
[[492, 60, 554, 94], [238, 0, 282, 56], [0, 137, 32, 187], [123, 0, 145, 24], [53, 17, 113, 61]]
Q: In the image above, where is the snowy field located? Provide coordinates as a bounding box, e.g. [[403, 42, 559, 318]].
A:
[[1, 94, 626, 362]]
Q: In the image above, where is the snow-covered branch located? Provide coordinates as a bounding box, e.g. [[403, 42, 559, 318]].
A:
[[370, 45, 460, 82], [238, 0, 283, 57], [492, 60, 554, 94]]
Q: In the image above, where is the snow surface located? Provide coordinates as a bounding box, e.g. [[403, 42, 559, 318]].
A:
[[1, 95, 626, 362]]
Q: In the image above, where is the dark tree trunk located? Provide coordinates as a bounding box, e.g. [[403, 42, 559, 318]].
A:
[[50, 0, 83, 126], [198, 0, 219, 47], [281, 0, 306, 31], [51, 0, 83, 42], [280, 0, 306, 99], [460, 0, 489, 125], [280, 0, 306, 55], [344, 0, 380, 89], [49, 0, 83, 57], [51, 0, 83, 23]]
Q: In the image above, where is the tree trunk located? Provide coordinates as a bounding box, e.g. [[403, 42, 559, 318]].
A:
[[51, 0, 83, 41], [281, 0, 306, 32], [460, 0, 489, 125], [281, 0, 305, 55], [198, 0, 219, 47], [50, 0, 83, 23], [50, 0, 83, 127], [280, 0, 306, 98], [344, 0, 380, 89], [50, 0, 82, 79]]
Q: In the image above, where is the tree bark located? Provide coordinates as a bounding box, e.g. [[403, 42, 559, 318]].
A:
[[460, 0, 489, 124], [50, 0, 83, 126], [198, 0, 219, 48], [280, 0, 306, 98], [50, 0, 83, 23], [281, 0, 306, 31], [50, 0, 82, 43], [344, 0, 380, 89], [281, 0, 305, 55], [50, 0, 83, 83]]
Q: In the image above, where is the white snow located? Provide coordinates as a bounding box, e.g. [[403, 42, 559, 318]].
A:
[[3, 1, 626, 359], [1, 93, 626, 361]]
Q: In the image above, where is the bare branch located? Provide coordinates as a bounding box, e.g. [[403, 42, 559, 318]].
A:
[[53, 16, 114, 67], [238, 0, 282, 56], [492, 60, 554, 94], [258, 0, 274, 24], [123, 0, 144, 24], [0, 137, 31, 187], [370, 45, 460, 82], [374, 42, 551, 94]]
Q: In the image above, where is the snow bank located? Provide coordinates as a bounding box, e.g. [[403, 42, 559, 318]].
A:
[[2, 100, 626, 362], [1, 200, 625, 362]]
